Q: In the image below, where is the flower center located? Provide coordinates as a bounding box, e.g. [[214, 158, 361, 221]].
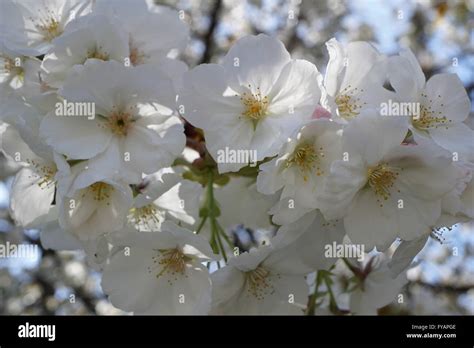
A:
[[412, 94, 452, 130], [128, 204, 163, 231], [86, 46, 109, 61], [335, 86, 365, 120], [285, 141, 325, 181], [240, 85, 269, 128], [129, 38, 148, 66], [104, 110, 134, 136], [148, 248, 192, 284], [129, 47, 144, 66], [88, 182, 113, 203], [26, 159, 56, 189], [2, 56, 24, 77], [367, 163, 400, 204], [245, 266, 276, 300], [29, 11, 63, 42]]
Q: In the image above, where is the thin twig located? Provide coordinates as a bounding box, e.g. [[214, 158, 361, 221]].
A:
[[199, 0, 223, 64]]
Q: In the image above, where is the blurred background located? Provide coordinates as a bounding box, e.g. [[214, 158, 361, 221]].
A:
[[0, 0, 473, 315]]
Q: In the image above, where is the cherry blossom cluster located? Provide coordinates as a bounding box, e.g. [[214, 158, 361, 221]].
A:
[[0, 0, 472, 315]]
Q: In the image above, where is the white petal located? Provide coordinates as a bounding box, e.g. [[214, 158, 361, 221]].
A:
[[41, 14, 129, 88], [269, 59, 321, 117], [215, 178, 277, 231], [429, 123, 474, 162], [101, 248, 161, 313], [10, 167, 55, 227], [122, 116, 185, 179], [344, 189, 399, 250], [40, 221, 82, 251], [318, 158, 367, 220], [228, 245, 272, 272], [424, 73, 470, 123], [388, 49, 425, 101], [270, 211, 346, 273], [222, 34, 291, 96], [389, 143, 461, 201], [257, 157, 287, 195], [340, 41, 386, 93], [180, 63, 242, 130], [210, 265, 246, 314], [269, 198, 312, 225], [40, 112, 112, 159], [154, 180, 202, 226], [323, 38, 345, 97], [342, 110, 408, 166], [1, 124, 39, 164], [388, 234, 429, 277]]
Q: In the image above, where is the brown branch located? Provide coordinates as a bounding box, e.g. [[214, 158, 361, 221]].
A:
[[465, 82, 474, 95], [199, 0, 223, 64], [23, 234, 98, 314], [285, 11, 304, 53], [33, 273, 56, 315], [410, 280, 474, 294]]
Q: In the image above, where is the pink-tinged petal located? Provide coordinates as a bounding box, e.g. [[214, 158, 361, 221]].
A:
[[312, 106, 332, 119]]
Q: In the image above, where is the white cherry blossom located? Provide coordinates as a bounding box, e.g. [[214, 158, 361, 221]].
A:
[[0, 8, 472, 316], [349, 254, 409, 315], [40, 14, 130, 88], [1, 125, 58, 227], [387, 48, 473, 161], [93, 0, 189, 66], [127, 168, 202, 232], [321, 38, 390, 123], [56, 160, 133, 240], [102, 221, 214, 314], [257, 119, 342, 225], [39, 60, 185, 183], [0, 0, 92, 56], [211, 244, 308, 315], [0, 42, 42, 98], [180, 34, 322, 172], [318, 111, 463, 250]]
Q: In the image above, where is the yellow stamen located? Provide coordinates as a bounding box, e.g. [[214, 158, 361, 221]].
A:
[[129, 46, 146, 66], [88, 182, 113, 203], [335, 86, 365, 120], [245, 266, 278, 300], [2, 56, 24, 77], [128, 204, 162, 230], [412, 93, 452, 130], [29, 10, 62, 42], [101, 109, 134, 136], [26, 159, 56, 189], [367, 163, 400, 206], [285, 141, 325, 180], [148, 248, 192, 285], [86, 46, 109, 61], [240, 85, 269, 128]]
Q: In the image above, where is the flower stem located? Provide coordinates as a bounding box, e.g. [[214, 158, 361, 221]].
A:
[[206, 171, 229, 262], [306, 271, 322, 315], [323, 274, 338, 313], [195, 215, 207, 234]]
